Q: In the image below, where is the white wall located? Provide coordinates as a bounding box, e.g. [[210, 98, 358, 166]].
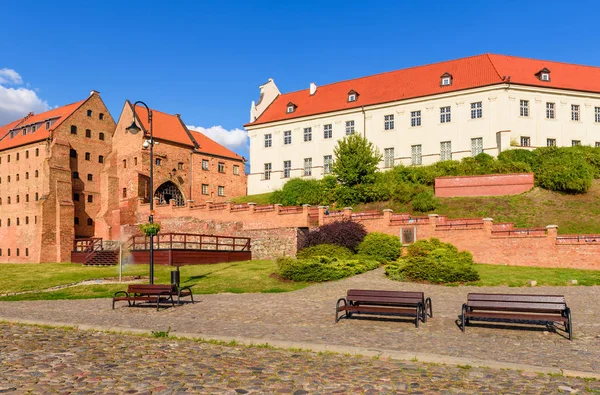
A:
[[246, 84, 600, 195]]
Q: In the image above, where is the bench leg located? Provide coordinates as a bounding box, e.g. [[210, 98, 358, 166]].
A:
[[566, 308, 573, 341], [461, 304, 467, 332], [335, 298, 347, 323], [426, 297, 433, 319], [415, 304, 421, 328]]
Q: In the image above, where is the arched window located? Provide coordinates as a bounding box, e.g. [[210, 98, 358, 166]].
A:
[[71, 125, 77, 135], [35, 148, 39, 156], [99, 132, 105, 141], [25, 216, 29, 224], [16, 173, 19, 181], [35, 193, 39, 201], [154, 181, 185, 206], [35, 170, 39, 177], [25, 194, 29, 202], [25, 150, 29, 159], [25, 172, 29, 179]]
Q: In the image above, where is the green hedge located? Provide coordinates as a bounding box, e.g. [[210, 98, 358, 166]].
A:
[[357, 233, 402, 262], [297, 244, 354, 260], [385, 238, 480, 284], [277, 256, 380, 282]]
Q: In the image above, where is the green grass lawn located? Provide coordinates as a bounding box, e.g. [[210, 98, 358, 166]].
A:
[[470, 264, 600, 287], [230, 192, 272, 206], [0, 261, 309, 301]]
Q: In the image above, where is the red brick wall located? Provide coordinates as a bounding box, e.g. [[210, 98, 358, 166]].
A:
[[435, 173, 534, 197]]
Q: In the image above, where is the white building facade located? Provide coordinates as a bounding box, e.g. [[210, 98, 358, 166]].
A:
[[245, 54, 600, 195]]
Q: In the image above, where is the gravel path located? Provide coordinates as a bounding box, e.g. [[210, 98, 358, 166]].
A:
[[1, 323, 598, 394]]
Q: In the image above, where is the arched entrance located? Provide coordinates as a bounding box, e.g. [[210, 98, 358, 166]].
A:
[[154, 181, 185, 206]]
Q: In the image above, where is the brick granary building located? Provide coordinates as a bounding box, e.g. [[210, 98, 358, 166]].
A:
[[0, 91, 247, 263]]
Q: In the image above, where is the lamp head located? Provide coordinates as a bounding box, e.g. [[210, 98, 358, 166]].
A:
[[142, 140, 150, 149], [126, 120, 142, 134]]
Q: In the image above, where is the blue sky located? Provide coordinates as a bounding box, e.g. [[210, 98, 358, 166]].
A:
[[0, 0, 598, 160]]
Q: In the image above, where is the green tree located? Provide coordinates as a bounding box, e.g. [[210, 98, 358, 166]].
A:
[[332, 134, 382, 186]]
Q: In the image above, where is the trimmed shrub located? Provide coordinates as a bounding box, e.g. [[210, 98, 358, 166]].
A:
[[269, 178, 326, 206], [302, 220, 367, 252], [497, 149, 536, 166], [412, 191, 439, 212], [385, 238, 480, 284], [277, 256, 380, 282], [357, 232, 402, 262], [297, 244, 354, 260], [535, 156, 593, 193]]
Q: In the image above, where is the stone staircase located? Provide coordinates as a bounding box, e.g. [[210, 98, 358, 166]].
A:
[[83, 250, 119, 266], [72, 238, 120, 266]]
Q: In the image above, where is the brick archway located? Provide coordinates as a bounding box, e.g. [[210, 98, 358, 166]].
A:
[[154, 181, 185, 206]]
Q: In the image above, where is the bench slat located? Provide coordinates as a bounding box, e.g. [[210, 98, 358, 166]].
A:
[[340, 306, 418, 315], [468, 301, 566, 312], [348, 290, 424, 299], [465, 311, 568, 323], [468, 293, 566, 304], [347, 296, 423, 305]]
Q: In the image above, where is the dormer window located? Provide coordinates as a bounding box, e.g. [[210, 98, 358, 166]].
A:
[[286, 102, 297, 114], [536, 68, 551, 82], [440, 72, 453, 87], [45, 121, 50, 129], [347, 90, 358, 102]]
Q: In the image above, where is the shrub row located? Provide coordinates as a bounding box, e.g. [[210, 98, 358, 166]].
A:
[[277, 256, 380, 282]]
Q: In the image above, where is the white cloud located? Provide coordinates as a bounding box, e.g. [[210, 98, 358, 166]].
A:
[[0, 69, 50, 126], [187, 125, 249, 151], [0, 68, 23, 85]]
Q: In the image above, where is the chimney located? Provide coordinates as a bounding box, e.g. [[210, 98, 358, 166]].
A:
[[175, 114, 181, 117], [90, 90, 100, 96], [309, 82, 317, 96]]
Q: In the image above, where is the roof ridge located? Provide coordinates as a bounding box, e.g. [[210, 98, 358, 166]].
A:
[[189, 128, 244, 160], [485, 53, 503, 81], [487, 53, 600, 69]]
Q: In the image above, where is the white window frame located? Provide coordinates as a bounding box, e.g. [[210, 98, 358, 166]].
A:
[[384, 147, 395, 168], [384, 114, 394, 130], [304, 158, 312, 176], [348, 93, 356, 102], [410, 111, 421, 127], [440, 106, 451, 123], [547, 138, 556, 147], [233, 165, 239, 175], [571, 105, 580, 121], [595, 142, 600, 148], [283, 160, 291, 178], [218, 186, 225, 197], [441, 77, 451, 86], [541, 73, 550, 81], [202, 184, 209, 195], [595, 107, 600, 123], [286, 105, 294, 113], [471, 137, 483, 156], [323, 155, 332, 174], [520, 100, 529, 117], [520, 136, 531, 147], [440, 141, 452, 161], [202, 159, 209, 170], [470, 102, 483, 119], [411, 145, 422, 165], [572, 140, 581, 146], [546, 102, 555, 119], [264, 133, 272, 148], [263, 163, 272, 180], [323, 124, 332, 139], [345, 121, 355, 135], [283, 130, 292, 145], [303, 127, 312, 142]]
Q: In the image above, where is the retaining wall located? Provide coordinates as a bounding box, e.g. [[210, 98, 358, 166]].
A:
[[434, 173, 534, 197]]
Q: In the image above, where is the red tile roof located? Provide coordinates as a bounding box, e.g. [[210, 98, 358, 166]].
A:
[[0, 100, 85, 151], [131, 103, 244, 161], [189, 130, 245, 161], [246, 54, 600, 126]]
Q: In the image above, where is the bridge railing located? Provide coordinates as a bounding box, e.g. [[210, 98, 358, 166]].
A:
[[130, 233, 251, 252]]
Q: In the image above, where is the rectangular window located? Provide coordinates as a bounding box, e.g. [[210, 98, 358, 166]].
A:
[[73, 171, 79, 179], [87, 174, 93, 181], [520, 100, 529, 117], [264, 133, 272, 148], [440, 141, 452, 161], [85, 129, 91, 138], [440, 106, 451, 123], [202, 159, 209, 170], [546, 102, 555, 119], [384, 148, 394, 168], [99, 155, 104, 163], [470, 102, 483, 119], [122, 188, 127, 198], [88, 195, 93, 203], [410, 111, 421, 127], [233, 165, 239, 175], [323, 124, 332, 139], [345, 120, 355, 135], [595, 107, 600, 123], [283, 130, 292, 145], [520, 136, 531, 147], [155, 158, 161, 166], [547, 138, 557, 147], [572, 140, 581, 146], [218, 186, 225, 197], [85, 152, 90, 161], [410, 144, 423, 165], [283, 160, 291, 178], [178, 162, 183, 170], [134, 157, 138, 166], [99, 113, 104, 120], [264, 163, 272, 180], [303, 158, 312, 176], [571, 105, 580, 121], [471, 137, 483, 156], [323, 155, 333, 174], [123, 159, 127, 168], [218, 162, 225, 173], [596, 142, 600, 148], [202, 184, 209, 195], [303, 127, 312, 142], [384, 114, 394, 130]]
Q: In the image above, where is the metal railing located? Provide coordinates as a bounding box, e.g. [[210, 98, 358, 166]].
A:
[[436, 221, 484, 230], [73, 238, 103, 252], [254, 205, 274, 212], [351, 210, 384, 220], [279, 206, 303, 214], [556, 235, 600, 244], [390, 215, 430, 225], [491, 228, 547, 236], [209, 203, 227, 211], [130, 233, 251, 252], [230, 204, 250, 212]]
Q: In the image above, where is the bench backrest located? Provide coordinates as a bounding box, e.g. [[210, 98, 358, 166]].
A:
[[128, 284, 175, 294], [346, 289, 424, 306], [467, 293, 567, 313]]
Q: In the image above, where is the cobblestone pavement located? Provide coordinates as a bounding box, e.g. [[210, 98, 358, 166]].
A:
[[1, 268, 599, 374], [1, 323, 599, 394]]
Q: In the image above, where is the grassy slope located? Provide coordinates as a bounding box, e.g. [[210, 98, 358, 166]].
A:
[[238, 180, 600, 235], [0, 261, 309, 301]]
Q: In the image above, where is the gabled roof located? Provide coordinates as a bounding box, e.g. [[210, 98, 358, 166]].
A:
[[131, 104, 196, 148], [0, 100, 85, 151], [189, 130, 245, 162], [246, 53, 600, 127]]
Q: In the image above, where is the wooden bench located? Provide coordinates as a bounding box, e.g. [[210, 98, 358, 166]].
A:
[[112, 284, 194, 311], [335, 289, 432, 328], [461, 293, 572, 340]]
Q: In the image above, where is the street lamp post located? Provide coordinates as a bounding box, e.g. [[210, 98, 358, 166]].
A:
[[126, 101, 155, 284]]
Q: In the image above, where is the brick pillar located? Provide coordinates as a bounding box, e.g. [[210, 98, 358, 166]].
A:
[[153, 197, 160, 207], [343, 207, 353, 220], [274, 203, 282, 213], [206, 200, 213, 210], [483, 217, 494, 234], [248, 202, 256, 214], [186, 200, 194, 207], [226, 201, 232, 211], [302, 204, 311, 227], [317, 206, 326, 226], [546, 224, 558, 243], [383, 209, 393, 223], [428, 213, 438, 231]]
